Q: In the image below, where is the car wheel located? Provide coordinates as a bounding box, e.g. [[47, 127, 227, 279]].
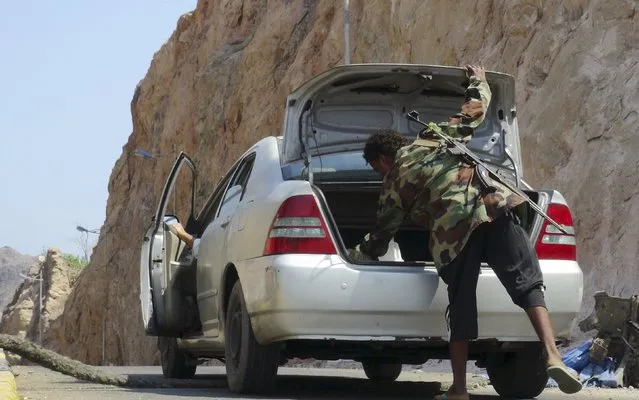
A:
[[158, 336, 197, 379], [362, 360, 402, 383], [486, 349, 548, 398], [225, 280, 280, 394]]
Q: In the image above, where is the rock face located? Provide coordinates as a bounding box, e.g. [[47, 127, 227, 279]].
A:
[[0, 246, 38, 314], [50, 0, 638, 364], [0, 248, 81, 358]]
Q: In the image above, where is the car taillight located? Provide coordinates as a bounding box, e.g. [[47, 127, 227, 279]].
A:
[[263, 194, 337, 255], [535, 202, 577, 261]]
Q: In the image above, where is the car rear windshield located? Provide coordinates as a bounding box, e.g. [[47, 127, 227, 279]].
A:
[[281, 151, 382, 182]]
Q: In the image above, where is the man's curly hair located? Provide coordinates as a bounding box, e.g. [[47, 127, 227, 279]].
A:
[[363, 129, 411, 163]]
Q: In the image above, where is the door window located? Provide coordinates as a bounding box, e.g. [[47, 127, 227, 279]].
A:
[[217, 153, 256, 218], [197, 165, 238, 231]]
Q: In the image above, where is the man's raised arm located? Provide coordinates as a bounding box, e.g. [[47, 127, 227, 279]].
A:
[[429, 65, 492, 140]]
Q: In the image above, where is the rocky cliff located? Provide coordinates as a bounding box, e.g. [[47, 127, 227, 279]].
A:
[[50, 0, 638, 364], [0, 248, 81, 361], [0, 246, 38, 314]]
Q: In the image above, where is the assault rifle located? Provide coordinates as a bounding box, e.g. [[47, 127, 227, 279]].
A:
[[406, 110, 569, 235]]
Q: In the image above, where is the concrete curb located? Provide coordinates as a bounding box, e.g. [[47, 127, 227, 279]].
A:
[[0, 349, 19, 400]]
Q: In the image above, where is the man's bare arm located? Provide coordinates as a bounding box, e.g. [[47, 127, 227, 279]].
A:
[[168, 223, 195, 248]]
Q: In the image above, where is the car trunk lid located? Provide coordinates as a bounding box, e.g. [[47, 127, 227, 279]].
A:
[[281, 63, 522, 183]]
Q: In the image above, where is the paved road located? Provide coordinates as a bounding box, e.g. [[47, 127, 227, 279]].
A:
[[13, 365, 638, 400]]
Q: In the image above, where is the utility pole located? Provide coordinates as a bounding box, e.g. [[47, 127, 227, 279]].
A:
[[343, 0, 351, 65], [39, 273, 42, 345]]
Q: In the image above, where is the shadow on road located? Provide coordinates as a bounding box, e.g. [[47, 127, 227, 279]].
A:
[[122, 372, 502, 399]]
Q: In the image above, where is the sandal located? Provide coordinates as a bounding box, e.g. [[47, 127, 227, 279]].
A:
[[547, 364, 583, 394]]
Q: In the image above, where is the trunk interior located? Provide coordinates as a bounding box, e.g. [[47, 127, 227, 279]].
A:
[[314, 182, 541, 264]]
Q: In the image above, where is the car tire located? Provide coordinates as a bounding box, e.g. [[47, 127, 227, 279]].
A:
[[158, 336, 197, 379], [486, 349, 548, 399], [225, 280, 280, 394], [362, 360, 402, 383]]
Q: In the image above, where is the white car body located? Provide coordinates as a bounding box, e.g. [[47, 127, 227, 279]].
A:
[[139, 64, 584, 396]]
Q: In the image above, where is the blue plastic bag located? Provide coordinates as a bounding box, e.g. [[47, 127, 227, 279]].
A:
[[547, 340, 622, 388], [572, 357, 619, 388], [579, 362, 603, 384], [597, 362, 619, 388], [562, 339, 593, 373]]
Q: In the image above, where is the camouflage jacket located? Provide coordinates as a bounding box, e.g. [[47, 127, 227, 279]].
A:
[[359, 76, 525, 270]]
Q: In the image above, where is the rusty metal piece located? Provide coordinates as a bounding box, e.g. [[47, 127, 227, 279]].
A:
[[621, 296, 639, 387], [589, 337, 610, 365], [621, 335, 637, 354], [579, 292, 639, 387], [578, 291, 635, 337]]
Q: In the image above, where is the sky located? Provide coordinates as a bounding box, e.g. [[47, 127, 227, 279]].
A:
[[0, 0, 198, 257]]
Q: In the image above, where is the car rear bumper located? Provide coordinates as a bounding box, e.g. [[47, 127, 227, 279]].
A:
[[235, 255, 583, 344]]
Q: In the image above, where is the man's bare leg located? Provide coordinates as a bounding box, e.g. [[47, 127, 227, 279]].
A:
[[450, 340, 469, 392], [525, 306, 563, 366], [435, 340, 470, 399], [526, 306, 583, 394]]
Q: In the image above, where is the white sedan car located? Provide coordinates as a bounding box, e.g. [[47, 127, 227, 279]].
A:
[[139, 63, 583, 398]]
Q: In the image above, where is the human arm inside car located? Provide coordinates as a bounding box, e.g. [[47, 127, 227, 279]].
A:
[[358, 164, 407, 259], [169, 223, 196, 249]]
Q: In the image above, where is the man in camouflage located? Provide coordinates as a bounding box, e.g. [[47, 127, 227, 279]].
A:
[[355, 65, 582, 399]]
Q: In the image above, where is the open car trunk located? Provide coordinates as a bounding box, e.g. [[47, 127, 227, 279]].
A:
[[312, 182, 543, 264], [279, 64, 541, 265]]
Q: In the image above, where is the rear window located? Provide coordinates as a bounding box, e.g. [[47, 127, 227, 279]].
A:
[[281, 151, 381, 182]]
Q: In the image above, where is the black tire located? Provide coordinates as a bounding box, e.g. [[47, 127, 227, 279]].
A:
[[362, 360, 402, 383], [225, 280, 280, 394], [486, 350, 548, 398], [158, 336, 197, 379]]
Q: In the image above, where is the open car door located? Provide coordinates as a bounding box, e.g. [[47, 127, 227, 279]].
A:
[[139, 152, 199, 337]]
